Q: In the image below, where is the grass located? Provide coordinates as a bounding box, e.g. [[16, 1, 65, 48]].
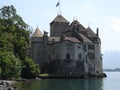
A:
[[39, 73, 107, 79]]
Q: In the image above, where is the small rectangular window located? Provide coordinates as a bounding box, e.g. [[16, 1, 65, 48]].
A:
[[88, 53, 95, 59], [79, 54, 81, 59], [88, 44, 94, 50], [84, 45, 87, 51], [49, 56, 51, 60], [66, 53, 70, 59], [56, 54, 58, 60], [78, 46, 80, 48]]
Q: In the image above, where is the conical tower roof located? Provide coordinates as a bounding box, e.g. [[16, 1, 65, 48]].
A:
[[32, 27, 43, 37], [51, 15, 69, 23]]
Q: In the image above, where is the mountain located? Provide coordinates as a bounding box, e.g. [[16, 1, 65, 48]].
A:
[[104, 68, 120, 72], [103, 50, 120, 69]]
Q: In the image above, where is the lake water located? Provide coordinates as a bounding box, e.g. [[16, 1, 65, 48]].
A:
[[16, 72, 120, 90]]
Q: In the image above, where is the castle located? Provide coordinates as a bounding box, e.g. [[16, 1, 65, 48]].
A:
[[27, 14, 103, 77]]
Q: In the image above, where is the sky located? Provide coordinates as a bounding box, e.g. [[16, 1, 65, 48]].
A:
[[1, 0, 120, 53]]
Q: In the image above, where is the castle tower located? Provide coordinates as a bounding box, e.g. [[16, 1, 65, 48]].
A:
[[31, 27, 43, 65], [32, 27, 43, 37], [50, 15, 70, 37]]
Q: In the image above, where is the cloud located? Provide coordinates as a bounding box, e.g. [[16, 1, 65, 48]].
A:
[[106, 16, 120, 31]]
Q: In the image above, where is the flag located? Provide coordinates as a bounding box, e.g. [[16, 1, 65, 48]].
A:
[[56, 1, 60, 7]]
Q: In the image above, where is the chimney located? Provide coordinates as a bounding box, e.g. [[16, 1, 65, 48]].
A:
[[96, 28, 99, 37]]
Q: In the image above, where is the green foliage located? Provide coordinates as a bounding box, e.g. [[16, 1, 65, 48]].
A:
[[39, 74, 68, 79], [0, 5, 30, 60], [0, 32, 14, 52], [21, 57, 40, 79], [0, 5, 40, 79], [0, 5, 16, 19], [0, 51, 21, 79], [39, 74, 49, 77]]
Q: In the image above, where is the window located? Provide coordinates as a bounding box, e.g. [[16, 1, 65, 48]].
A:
[[66, 43, 72, 50], [84, 45, 87, 51], [66, 53, 70, 59], [56, 54, 59, 60], [88, 44, 94, 50], [79, 54, 81, 59], [86, 55, 88, 63], [49, 56, 51, 60], [88, 53, 95, 59]]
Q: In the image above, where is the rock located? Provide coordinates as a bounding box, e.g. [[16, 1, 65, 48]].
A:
[[0, 80, 17, 90]]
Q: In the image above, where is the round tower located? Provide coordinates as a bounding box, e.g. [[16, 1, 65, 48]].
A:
[[31, 27, 43, 65]]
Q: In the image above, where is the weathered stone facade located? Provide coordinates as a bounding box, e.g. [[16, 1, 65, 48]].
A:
[[28, 15, 103, 77]]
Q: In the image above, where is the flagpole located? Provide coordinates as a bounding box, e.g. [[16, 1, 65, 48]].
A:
[[59, 0, 61, 15], [56, 0, 62, 15]]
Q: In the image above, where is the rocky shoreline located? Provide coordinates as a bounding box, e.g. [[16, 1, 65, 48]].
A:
[[0, 73, 107, 90], [0, 80, 17, 90]]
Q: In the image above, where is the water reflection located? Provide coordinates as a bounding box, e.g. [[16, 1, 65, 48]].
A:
[[16, 78, 103, 90]]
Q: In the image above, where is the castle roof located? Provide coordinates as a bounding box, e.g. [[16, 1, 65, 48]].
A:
[[51, 15, 69, 23], [79, 34, 92, 43], [70, 20, 86, 32], [32, 27, 43, 37], [71, 20, 80, 26], [48, 37, 60, 42], [65, 37, 80, 43], [48, 37, 80, 43], [86, 27, 97, 38]]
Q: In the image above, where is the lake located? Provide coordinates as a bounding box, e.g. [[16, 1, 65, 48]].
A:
[[16, 72, 120, 90]]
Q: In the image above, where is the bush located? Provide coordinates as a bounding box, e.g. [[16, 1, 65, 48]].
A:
[[21, 57, 40, 79]]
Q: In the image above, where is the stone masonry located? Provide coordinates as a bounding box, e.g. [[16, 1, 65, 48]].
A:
[[27, 15, 103, 77]]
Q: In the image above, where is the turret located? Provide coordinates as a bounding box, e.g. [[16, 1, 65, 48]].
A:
[[31, 27, 43, 65], [31, 27, 43, 42]]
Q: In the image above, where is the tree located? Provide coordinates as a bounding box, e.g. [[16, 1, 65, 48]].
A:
[[0, 5, 16, 19], [0, 51, 21, 79], [0, 5, 30, 60], [0, 5, 40, 79], [0, 32, 14, 52], [21, 57, 40, 79]]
